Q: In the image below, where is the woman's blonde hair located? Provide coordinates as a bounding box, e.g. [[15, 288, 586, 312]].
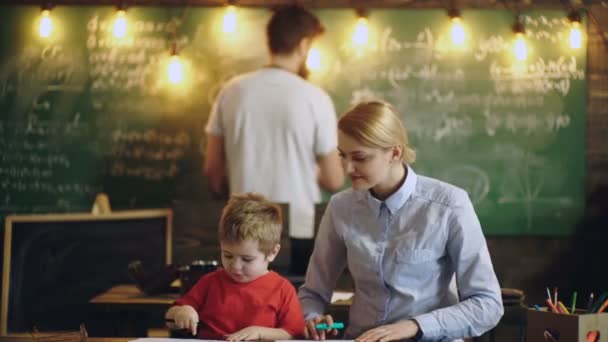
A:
[[338, 101, 416, 164], [218, 193, 282, 256]]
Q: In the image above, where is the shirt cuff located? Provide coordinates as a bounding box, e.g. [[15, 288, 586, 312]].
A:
[[411, 320, 423, 341], [413, 312, 441, 341], [304, 311, 323, 321]]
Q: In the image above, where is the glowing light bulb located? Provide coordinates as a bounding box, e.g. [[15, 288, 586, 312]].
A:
[[513, 32, 527, 61], [39, 10, 52, 38], [113, 10, 127, 38], [353, 17, 369, 46], [569, 21, 582, 49], [306, 47, 321, 71], [168, 54, 184, 85], [223, 5, 237, 33], [450, 17, 466, 46]]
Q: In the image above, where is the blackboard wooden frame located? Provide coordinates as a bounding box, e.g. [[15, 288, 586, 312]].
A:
[[0, 209, 172, 335]]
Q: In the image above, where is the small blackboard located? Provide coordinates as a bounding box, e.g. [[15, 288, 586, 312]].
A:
[[0, 209, 172, 334]]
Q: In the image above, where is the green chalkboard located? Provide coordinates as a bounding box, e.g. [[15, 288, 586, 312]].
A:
[[0, 6, 586, 235]]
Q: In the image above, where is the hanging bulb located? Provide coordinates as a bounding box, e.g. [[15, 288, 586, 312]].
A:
[[223, 5, 237, 33], [306, 47, 321, 71], [512, 18, 527, 61], [167, 44, 184, 85], [448, 9, 466, 46], [450, 17, 465, 45], [353, 17, 369, 46], [168, 54, 184, 85], [113, 9, 127, 38], [39, 9, 52, 38], [513, 32, 527, 61], [568, 10, 583, 49], [569, 22, 582, 49]]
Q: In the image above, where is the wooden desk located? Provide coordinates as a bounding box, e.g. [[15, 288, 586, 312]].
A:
[[89, 284, 351, 337], [90, 284, 352, 307], [0, 337, 129, 342], [89, 285, 178, 337], [90, 285, 178, 307]]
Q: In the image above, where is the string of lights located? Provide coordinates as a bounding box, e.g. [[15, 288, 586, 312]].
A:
[[32, 0, 595, 86]]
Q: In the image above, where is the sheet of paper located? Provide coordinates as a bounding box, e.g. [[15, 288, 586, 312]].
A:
[[129, 339, 220, 342], [131, 340, 352, 342]]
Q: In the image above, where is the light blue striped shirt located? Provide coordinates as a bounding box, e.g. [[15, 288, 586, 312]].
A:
[[299, 166, 503, 341]]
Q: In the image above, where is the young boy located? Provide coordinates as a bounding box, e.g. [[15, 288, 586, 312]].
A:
[[165, 193, 305, 341]]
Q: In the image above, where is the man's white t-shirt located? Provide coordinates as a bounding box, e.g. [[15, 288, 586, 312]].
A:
[[205, 67, 338, 239]]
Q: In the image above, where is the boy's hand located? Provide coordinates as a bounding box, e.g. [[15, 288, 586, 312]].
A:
[[225, 326, 267, 341], [304, 314, 338, 341], [167, 305, 199, 336]]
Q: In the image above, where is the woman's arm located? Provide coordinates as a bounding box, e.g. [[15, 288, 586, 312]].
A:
[[413, 189, 503, 340], [298, 198, 347, 318]]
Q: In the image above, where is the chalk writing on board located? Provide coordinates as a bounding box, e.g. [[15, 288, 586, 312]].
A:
[[103, 128, 192, 181], [87, 14, 190, 96], [523, 15, 567, 29], [473, 16, 571, 61], [527, 30, 566, 43], [438, 165, 490, 205], [110, 146, 186, 160], [491, 57, 584, 81], [0, 166, 53, 179], [377, 27, 434, 55], [350, 87, 382, 106], [359, 64, 465, 89], [473, 35, 507, 62], [490, 57, 584, 96], [483, 110, 571, 136], [110, 129, 191, 146], [0, 180, 100, 195], [0, 198, 89, 213], [6, 115, 92, 138], [0, 112, 101, 206], [497, 153, 574, 230], [109, 162, 179, 180]]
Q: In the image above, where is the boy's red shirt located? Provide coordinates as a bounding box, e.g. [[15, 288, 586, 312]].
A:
[[174, 268, 305, 339]]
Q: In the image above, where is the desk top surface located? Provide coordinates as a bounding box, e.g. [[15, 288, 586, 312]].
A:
[[90, 285, 178, 305], [0, 337, 130, 342], [90, 284, 352, 306]]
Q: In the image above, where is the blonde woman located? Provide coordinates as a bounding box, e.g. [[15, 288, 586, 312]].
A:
[[299, 101, 503, 342]]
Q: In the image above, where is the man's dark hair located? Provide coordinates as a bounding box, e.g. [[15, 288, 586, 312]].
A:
[[266, 5, 324, 55]]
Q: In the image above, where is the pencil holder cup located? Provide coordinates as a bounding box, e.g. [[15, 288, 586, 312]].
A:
[[526, 308, 608, 341]]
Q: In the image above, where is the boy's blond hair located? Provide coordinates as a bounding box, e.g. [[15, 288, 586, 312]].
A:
[[218, 193, 282, 255]]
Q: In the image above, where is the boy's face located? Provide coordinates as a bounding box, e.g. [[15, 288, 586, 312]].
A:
[[220, 239, 279, 283]]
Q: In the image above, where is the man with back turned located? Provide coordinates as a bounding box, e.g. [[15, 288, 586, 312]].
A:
[[203, 5, 344, 275]]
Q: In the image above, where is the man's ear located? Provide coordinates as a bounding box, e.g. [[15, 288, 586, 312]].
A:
[[266, 244, 281, 262], [297, 37, 312, 58]]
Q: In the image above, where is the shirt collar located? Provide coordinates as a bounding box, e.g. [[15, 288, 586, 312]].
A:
[[361, 164, 418, 217]]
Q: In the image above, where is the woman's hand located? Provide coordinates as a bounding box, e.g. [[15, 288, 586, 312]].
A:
[[304, 314, 339, 340], [355, 320, 419, 342]]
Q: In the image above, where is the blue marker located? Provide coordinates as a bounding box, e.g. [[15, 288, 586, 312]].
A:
[[315, 322, 344, 330]]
